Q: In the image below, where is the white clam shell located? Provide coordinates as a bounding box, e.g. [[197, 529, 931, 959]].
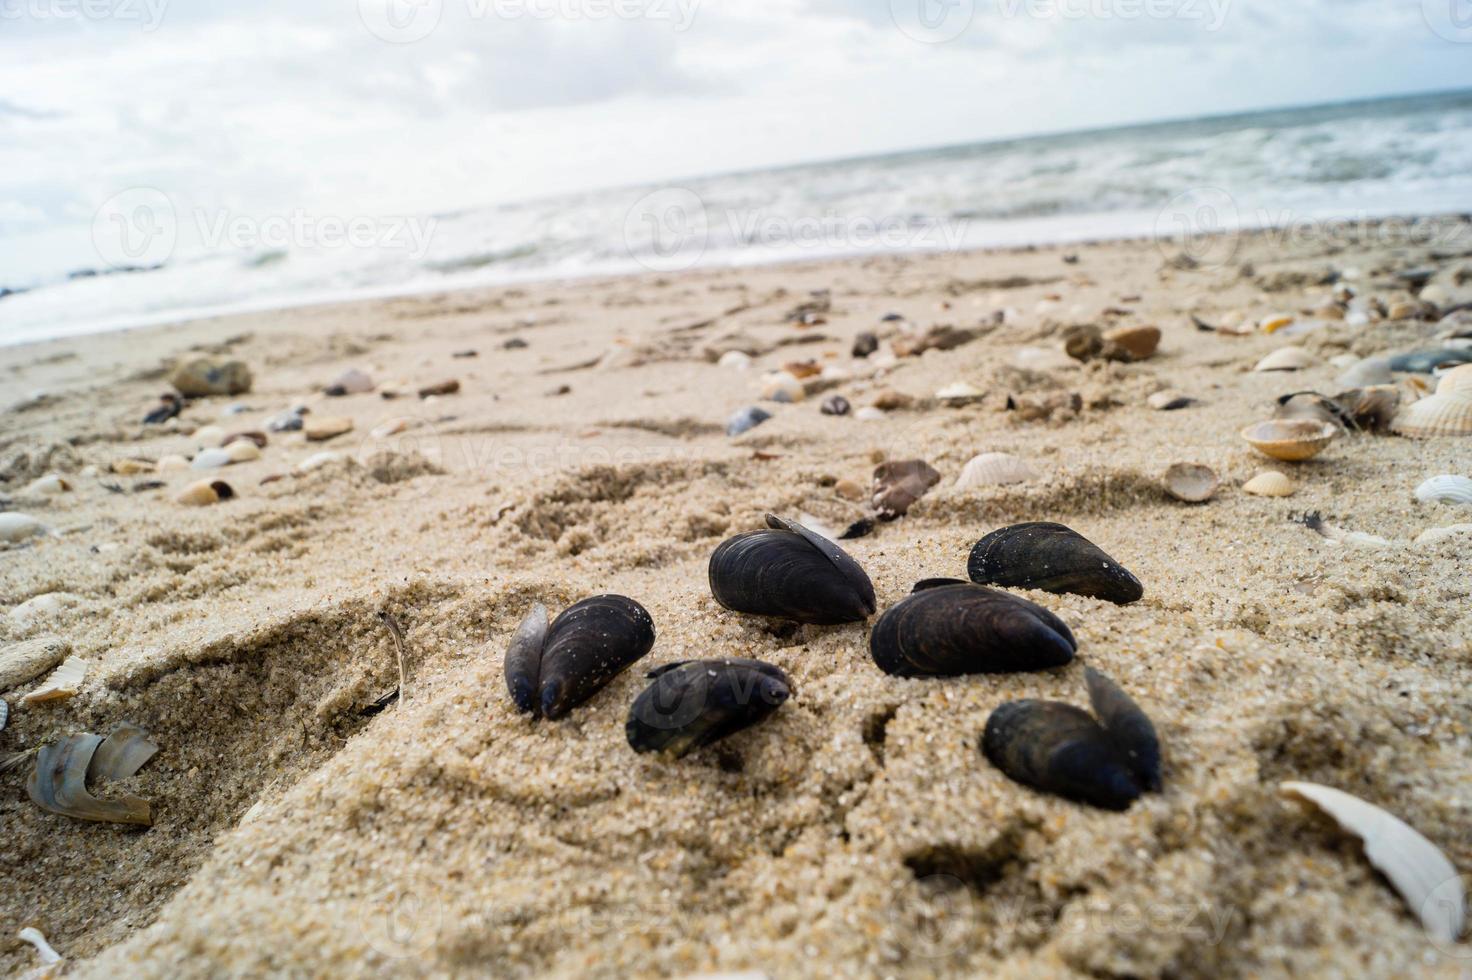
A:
[[225, 440, 261, 463], [192, 425, 226, 448], [1280, 781, 1465, 945], [1390, 393, 1472, 438], [24, 474, 71, 495], [0, 513, 48, 543], [955, 452, 1038, 490], [1254, 346, 1314, 372], [1242, 471, 1295, 497], [1414, 475, 1472, 506], [1163, 463, 1218, 503], [191, 448, 234, 469]]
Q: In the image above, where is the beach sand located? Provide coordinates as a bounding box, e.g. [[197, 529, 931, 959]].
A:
[[1, 224, 1470, 978]]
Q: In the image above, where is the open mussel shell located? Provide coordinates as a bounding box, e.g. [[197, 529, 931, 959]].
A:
[[967, 522, 1143, 605], [27, 729, 155, 826], [869, 582, 1076, 677], [626, 658, 791, 759], [1083, 667, 1161, 792], [503, 595, 655, 720], [981, 701, 1143, 811], [708, 514, 876, 625]]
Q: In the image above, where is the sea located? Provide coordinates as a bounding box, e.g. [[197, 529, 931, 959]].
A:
[[4, 88, 1471, 347]]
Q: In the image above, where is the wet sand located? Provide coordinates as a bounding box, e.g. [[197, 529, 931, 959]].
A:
[[1, 223, 1470, 977]]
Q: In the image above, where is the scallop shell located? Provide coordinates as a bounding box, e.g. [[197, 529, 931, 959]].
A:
[[1241, 419, 1338, 461], [1280, 781, 1465, 945], [1390, 393, 1472, 438], [0, 513, 48, 543], [1436, 363, 1472, 397], [1254, 347, 1314, 372], [1162, 463, 1218, 503], [1243, 471, 1295, 497], [1415, 475, 1472, 506], [20, 657, 87, 704], [955, 452, 1038, 490]]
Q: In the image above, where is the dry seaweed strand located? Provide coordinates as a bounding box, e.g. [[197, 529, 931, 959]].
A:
[[378, 611, 409, 707]]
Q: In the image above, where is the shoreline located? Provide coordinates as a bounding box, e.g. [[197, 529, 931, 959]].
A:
[[1, 220, 1469, 977]]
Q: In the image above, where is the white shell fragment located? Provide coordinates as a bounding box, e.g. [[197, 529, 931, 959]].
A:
[[1414, 475, 1472, 506], [24, 474, 71, 496], [717, 350, 752, 370], [20, 657, 87, 704], [1254, 347, 1314, 372], [156, 454, 190, 473], [225, 440, 261, 464], [1163, 463, 1219, 503], [18, 927, 63, 967], [297, 451, 346, 473], [1280, 781, 1465, 945], [190, 448, 234, 469], [955, 452, 1038, 490], [192, 425, 226, 448], [1416, 523, 1472, 546], [0, 513, 48, 543], [935, 382, 985, 404]]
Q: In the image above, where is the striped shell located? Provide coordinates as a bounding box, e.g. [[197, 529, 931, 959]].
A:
[[1414, 475, 1472, 506], [1254, 347, 1314, 372], [955, 452, 1038, 490], [1436, 363, 1472, 397], [1391, 393, 1472, 438], [1242, 471, 1296, 497]]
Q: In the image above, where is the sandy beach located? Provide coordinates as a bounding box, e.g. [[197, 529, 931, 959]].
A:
[[2, 224, 1470, 978]]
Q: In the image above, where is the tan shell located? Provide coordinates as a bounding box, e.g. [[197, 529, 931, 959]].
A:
[[1259, 313, 1295, 334], [1162, 463, 1218, 503], [1435, 363, 1472, 397], [760, 372, 805, 403], [1280, 781, 1465, 945], [110, 457, 154, 476], [1390, 393, 1472, 438], [225, 440, 261, 463], [20, 657, 87, 704], [1242, 470, 1296, 497], [1254, 347, 1314, 372], [176, 479, 233, 506], [1241, 419, 1338, 461], [1103, 325, 1161, 360], [305, 416, 355, 441], [955, 452, 1039, 490], [0, 636, 71, 690], [156, 454, 190, 473]]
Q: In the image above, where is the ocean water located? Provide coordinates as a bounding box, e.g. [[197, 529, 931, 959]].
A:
[[4, 89, 1472, 347]]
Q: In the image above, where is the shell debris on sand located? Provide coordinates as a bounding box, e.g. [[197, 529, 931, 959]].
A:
[[1254, 346, 1315, 372], [1162, 462, 1219, 503], [1414, 475, 1472, 506], [0, 636, 71, 691], [1243, 470, 1296, 497], [20, 657, 87, 704], [955, 452, 1038, 490]]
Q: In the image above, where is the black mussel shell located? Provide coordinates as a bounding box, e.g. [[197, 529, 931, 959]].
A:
[[504, 595, 655, 720], [708, 514, 876, 625], [868, 583, 1076, 677], [626, 658, 791, 758], [981, 700, 1143, 811], [1084, 666, 1162, 792], [968, 522, 1143, 605]]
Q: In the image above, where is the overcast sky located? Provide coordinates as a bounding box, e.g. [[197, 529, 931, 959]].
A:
[[2, 0, 1470, 244]]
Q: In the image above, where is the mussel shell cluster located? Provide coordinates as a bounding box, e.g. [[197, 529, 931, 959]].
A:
[[869, 581, 1076, 677], [967, 522, 1143, 605], [626, 658, 791, 758], [505, 595, 655, 720], [982, 667, 1161, 811], [708, 515, 876, 624]]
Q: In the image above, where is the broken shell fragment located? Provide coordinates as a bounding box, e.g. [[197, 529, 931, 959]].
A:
[[18, 928, 63, 968], [20, 656, 87, 704], [305, 416, 355, 441], [852, 331, 879, 358], [872, 459, 941, 519], [1391, 393, 1472, 438], [296, 451, 344, 473], [1280, 781, 1465, 945], [1147, 391, 1194, 411], [86, 722, 160, 782], [981, 668, 1160, 810], [176, 479, 234, 506], [760, 371, 805, 403], [27, 730, 154, 826], [1415, 475, 1472, 506], [955, 452, 1037, 490], [1259, 313, 1295, 334], [0, 513, 49, 543], [626, 658, 792, 759], [1102, 325, 1160, 360], [504, 595, 655, 720], [869, 582, 1076, 677], [1162, 463, 1218, 503], [1416, 523, 1472, 546], [1243, 470, 1296, 497], [193, 425, 226, 448], [935, 382, 985, 404], [24, 474, 71, 495], [968, 522, 1143, 605], [1254, 346, 1315, 372], [709, 514, 876, 625], [726, 406, 772, 437], [1241, 419, 1338, 461], [0, 636, 71, 690]]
